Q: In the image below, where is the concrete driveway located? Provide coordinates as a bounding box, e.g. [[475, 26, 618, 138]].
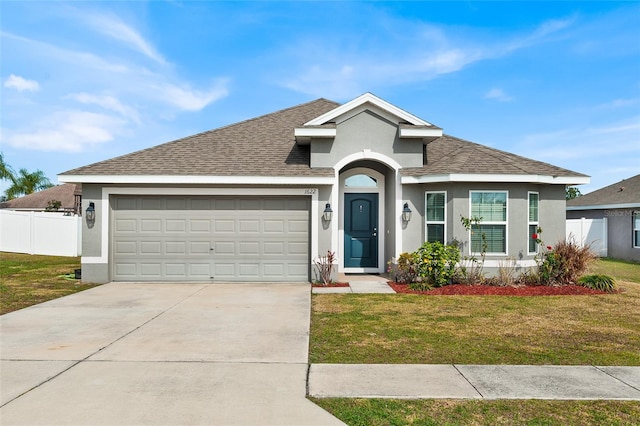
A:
[[0, 283, 343, 425]]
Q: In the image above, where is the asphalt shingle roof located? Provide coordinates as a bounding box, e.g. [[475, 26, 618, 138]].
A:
[[61, 99, 340, 177], [60, 98, 587, 180], [401, 135, 587, 178], [0, 183, 80, 210], [567, 174, 640, 207]]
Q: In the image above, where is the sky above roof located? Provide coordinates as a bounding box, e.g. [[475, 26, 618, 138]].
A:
[[1, 1, 638, 194]]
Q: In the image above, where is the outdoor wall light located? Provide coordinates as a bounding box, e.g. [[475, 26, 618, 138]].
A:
[[85, 202, 96, 223], [402, 202, 412, 222], [323, 203, 333, 222]]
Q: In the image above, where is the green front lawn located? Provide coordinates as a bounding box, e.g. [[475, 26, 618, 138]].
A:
[[0, 252, 100, 315], [310, 258, 640, 424], [310, 258, 640, 365], [311, 398, 640, 426]]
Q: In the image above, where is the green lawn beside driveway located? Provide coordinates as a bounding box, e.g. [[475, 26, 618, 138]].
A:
[[310, 258, 640, 425], [0, 252, 100, 315]]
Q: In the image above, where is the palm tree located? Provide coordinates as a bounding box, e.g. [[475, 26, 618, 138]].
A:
[[4, 169, 53, 200], [0, 153, 15, 182]]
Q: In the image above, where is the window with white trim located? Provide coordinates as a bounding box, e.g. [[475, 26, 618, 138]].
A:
[[528, 192, 539, 254], [470, 191, 508, 254], [634, 211, 640, 248], [425, 191, 446, 244]]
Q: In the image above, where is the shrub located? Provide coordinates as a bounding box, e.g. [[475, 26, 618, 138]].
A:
[[537, 239, 597, 285], [411, 241, 460, 289], [313, 251, 336, 286], [387, 252, 418, 284], [578, 274, 617, 293], [495, 257, 517, 287]]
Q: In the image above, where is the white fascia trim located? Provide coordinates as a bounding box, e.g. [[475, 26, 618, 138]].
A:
[[567, 203, 640, 211], [84, 187, 321, 265], [58, 175, 335, 185], [399, 127, 443, 138], [294, 128, 336, 138], [305, 93, 433, 127], [402, 174, 591, 185]]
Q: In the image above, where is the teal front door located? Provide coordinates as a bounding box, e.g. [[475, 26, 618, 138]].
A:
[[344, 193, 378, 268]]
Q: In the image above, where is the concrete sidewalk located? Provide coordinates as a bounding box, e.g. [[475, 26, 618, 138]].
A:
[[308, 364, 640, 400]]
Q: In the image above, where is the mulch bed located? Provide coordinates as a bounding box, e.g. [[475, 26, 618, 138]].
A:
[[388, 282, 610, 296], [312, 282, 350, 288]]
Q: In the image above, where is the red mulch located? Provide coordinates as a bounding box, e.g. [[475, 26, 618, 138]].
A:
[[312, 282, 350, 288], [388, 282, 611, 296]]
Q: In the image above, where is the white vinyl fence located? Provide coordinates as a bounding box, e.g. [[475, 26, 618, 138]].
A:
[[0, 210, 82, 257], [566, 217, 607, 257]]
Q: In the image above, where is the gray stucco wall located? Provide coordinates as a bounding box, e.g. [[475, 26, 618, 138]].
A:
[[80, 184, 107, 283], [400, 182, 567, 263], [311, 111, 423, 168]]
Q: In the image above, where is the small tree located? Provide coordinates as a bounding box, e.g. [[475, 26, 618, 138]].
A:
[[566, 186, 582, 200], [45, 199, 62, 212]]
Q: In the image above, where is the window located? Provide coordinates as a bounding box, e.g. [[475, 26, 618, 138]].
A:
[[425, 191, 446, 244], [344, 174, 377, 188], [470, 191, 508, 254], [634, 211, 640, 248], [528, 192, 539, 253]]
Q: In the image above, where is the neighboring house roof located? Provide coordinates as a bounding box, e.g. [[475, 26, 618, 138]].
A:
[[0, 183, 81, 210], [567, 174, 640, 210], [59, 96, 587, 185]]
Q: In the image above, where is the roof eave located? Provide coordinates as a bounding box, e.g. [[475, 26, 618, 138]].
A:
[[401, 173, 590, 185], [58, 174, 335, 185], [567, 203, 640, 211]]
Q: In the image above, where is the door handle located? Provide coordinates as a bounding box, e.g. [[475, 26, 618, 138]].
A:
[[372, 232, 377, 237]]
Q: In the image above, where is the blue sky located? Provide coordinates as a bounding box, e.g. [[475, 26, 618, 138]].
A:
[[1, 1, 639, 194]]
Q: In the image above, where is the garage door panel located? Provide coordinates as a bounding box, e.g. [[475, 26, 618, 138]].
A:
[[112, 196, 309, 282], [166, 242, 186, 254], [140, 219, 161, 232], [166, 219, 186, 232], [214, 220, 235, 232], [140, 241, 161, 254], [239, 220, 259, 233], [189, 220, 211, 232], [115, 219, 137, 232]]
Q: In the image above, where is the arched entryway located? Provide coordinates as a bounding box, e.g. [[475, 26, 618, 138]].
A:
[[339, 167, 385, 273]]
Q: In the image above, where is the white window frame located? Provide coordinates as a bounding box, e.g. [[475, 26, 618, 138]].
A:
[[634, 211, 640, 249], [469, 190, 508, 256], [528, 192, 539, 254], [425, 191, 447, 244]]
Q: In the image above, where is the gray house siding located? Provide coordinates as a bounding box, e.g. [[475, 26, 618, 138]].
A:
[[568, 208, 639, 262], [401, 183, 566, 268]]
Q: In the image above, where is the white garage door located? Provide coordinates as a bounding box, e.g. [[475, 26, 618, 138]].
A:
[[111, 196, 310, 282]]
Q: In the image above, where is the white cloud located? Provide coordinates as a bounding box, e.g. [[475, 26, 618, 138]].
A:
[[3, 74, 40, 92], [85, 13, 167, 64], [65, 92, 140, 123], [3, 110, 125, 152], [279, 16, 574, 99], [485, 88, 513, 102], [154, 81, 229, 111]]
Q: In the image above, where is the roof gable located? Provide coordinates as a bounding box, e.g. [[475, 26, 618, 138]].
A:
[[295, 93, 443, 142]]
